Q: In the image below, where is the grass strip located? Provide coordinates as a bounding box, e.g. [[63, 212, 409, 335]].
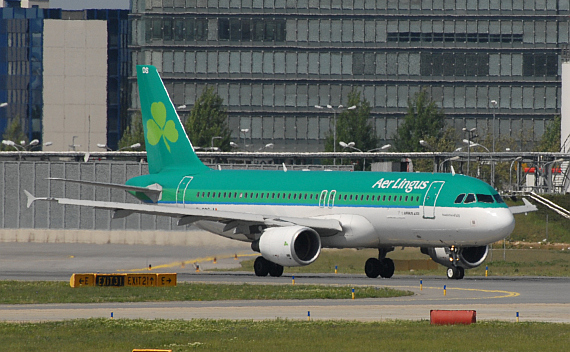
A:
[[0, 319, 568, 352], [0, 281, 411, 304]]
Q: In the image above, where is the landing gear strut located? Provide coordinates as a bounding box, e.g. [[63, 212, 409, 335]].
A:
[[364, 248, 395, 278], [446, 246, 464, 280], [253, 256, 284, 277]]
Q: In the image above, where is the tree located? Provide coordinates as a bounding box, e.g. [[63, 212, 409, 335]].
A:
[[393, 89, 446, 152], [324, 90, 378, 170], [184, 86, 231, 151], [324, 90, 378, 168], [118, 111, 145, 151], [1, 117, 27, 151], [535, 115, 560, 152]]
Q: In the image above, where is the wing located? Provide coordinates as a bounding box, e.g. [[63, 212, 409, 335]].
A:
[[509, 198, 538, 215], [23, 190, 342, 236], [48, 178, 163, 203]]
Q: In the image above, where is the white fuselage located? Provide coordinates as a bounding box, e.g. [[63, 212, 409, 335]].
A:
[[181, 201, 515, 249]]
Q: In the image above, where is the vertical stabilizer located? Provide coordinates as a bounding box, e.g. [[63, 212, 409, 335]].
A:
[[136, 65, 208, 174]]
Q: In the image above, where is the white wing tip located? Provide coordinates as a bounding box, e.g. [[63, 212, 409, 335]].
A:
[[23, 190, 36, 208]]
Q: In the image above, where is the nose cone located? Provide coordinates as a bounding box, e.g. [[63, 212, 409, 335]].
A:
[[486, 208, 516, 242]]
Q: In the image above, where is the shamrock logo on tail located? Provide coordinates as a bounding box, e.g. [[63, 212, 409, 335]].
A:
[[147, 102, 179, 152]]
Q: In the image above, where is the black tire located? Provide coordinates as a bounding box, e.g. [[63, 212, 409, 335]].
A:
[[269, 262, 284, 277], [380, 258, 395, 278], [254, 256, 270, 277], [364, 258, 381, 278], [457, 266, 465, 280], [446, 266, 464, 280]]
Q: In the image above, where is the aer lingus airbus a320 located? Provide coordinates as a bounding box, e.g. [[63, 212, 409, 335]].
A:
[[26, 65, 536, 280]]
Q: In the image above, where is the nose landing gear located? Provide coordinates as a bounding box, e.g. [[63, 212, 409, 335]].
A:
[[447, 266, 465, 280]]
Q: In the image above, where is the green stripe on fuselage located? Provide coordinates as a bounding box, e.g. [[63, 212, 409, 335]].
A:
[[126, 169, 507, 210]]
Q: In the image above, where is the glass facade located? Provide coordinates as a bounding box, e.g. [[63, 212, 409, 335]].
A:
[[129, 0, 569, 151], [0, 7, 43, 142], [0, 8, 129, 150]]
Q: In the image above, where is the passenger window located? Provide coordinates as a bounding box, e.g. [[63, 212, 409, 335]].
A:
[[455, 194, 465, 204], [383, 195, 386, 201], [464, 193, 476, 203], [493, 194, 505, 203], [196, 192, 200, 198], [476, 194, 494, 203], [366, 195, 369, 201]]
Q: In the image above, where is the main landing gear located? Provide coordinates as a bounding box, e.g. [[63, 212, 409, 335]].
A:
[[364, 248, 395, 278], [253, 256, 284, 277]]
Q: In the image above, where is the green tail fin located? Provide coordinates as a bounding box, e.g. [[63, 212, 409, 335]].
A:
[[136, 65, 208, 174]]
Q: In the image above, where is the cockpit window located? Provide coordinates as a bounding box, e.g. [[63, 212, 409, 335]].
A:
[[493, 194, 505, 203], [476, 194, 495, 203], [464, 193, 476, 203], [454, 194, 465, 204]]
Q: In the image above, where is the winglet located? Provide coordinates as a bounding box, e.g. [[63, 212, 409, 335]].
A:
[[23, 190, 37, 208]]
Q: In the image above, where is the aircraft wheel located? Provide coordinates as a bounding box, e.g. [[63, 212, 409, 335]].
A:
[[365, 258, 381, 278], [380, 258, 395, 278], [254, 256, 270, 277], [457, 266, 465, 280], [269, 262, 284, 277], [446, 267, 464, 280]]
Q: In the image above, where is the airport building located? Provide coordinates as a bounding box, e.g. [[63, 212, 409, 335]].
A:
[[0, 2, 129, 150], [129, 0, 569, 152]]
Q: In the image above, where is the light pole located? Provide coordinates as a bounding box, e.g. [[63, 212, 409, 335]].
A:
[[339, 141, 391, 171], [211, 136, 222, 151], [462, 128, 477, 176], [490, 100, 498, 187], [419, 140, 437, 173], [240, 128, 249, 150], [509, 156, 523, 192], [439, 156, 460, 173], [98, 142, 141, 151], [315, 104, 356, 165]]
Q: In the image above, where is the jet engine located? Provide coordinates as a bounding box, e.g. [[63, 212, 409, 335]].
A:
[[422, 245, 489, 269], [251, 226, 321, 267]]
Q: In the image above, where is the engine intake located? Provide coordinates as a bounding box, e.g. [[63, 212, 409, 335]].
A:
[[252, 226, 321, 267], [422, 245, 489, 269]]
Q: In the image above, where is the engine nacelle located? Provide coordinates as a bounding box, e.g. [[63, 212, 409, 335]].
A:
[[422, 245, 489, 269], [252, 226, 321, 267]]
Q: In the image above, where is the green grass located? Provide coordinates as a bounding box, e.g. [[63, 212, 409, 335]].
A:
[[0, 281, 411, 305], [235, 247, 570, 277], [0, 319, 568, 352], [508, 194, 570, 244]]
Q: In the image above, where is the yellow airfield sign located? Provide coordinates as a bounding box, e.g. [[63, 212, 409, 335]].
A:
[[70, 273, 177, 287]]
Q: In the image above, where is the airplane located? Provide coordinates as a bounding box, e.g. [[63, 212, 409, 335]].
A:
[[25, 65, 537, 280]]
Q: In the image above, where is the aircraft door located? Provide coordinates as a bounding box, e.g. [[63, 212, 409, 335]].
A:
[[327, 190, 337, 209], [422, 181, 444, 219], [176, 176, 194, 207], [319, 190, 328, 208]]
